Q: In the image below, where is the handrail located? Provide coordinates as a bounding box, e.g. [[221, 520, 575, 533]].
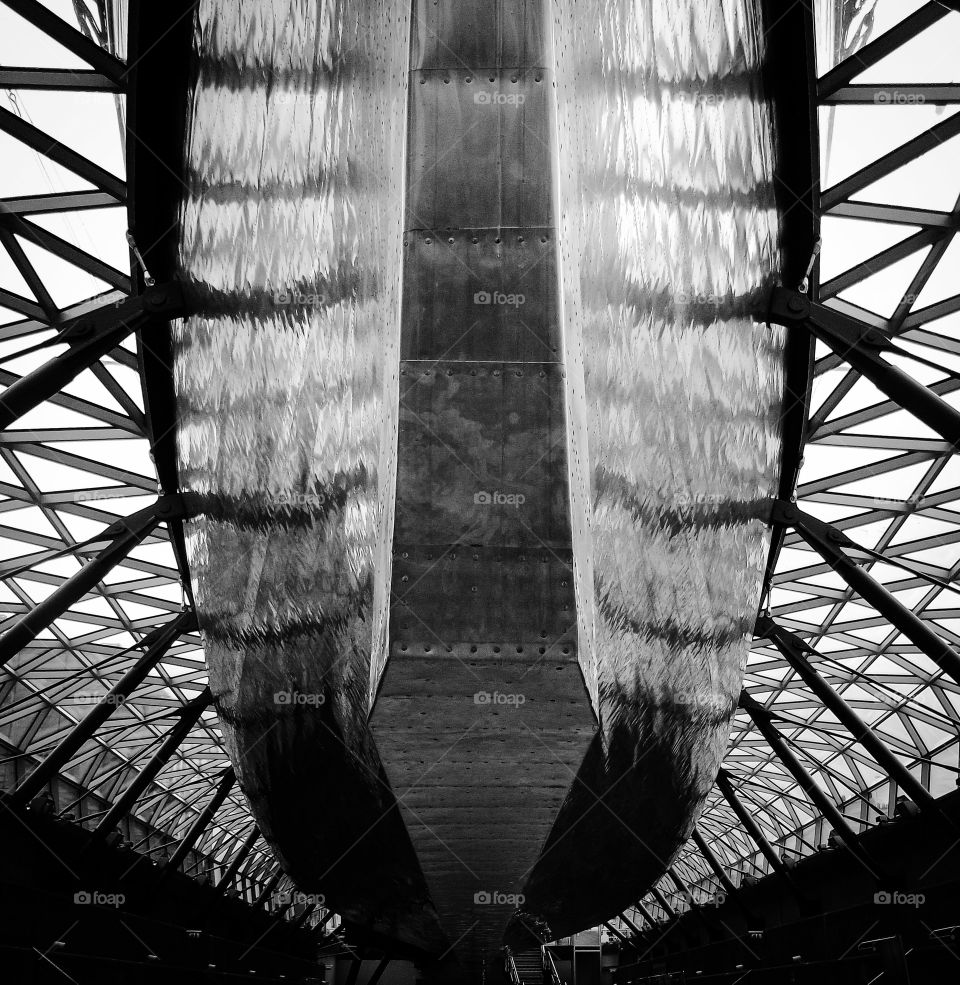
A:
[[505, 953, 521, 985], [543, 947, 564, 985]]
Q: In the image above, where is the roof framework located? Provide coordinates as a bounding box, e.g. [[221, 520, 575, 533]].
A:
[[0, 0, 958, 946]]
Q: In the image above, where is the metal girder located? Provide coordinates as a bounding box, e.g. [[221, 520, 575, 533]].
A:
[[821, 111, 960, 211], [756, 617, 936, 811], [9, 609, 196, 805], [367, 957, 391, 985], [0, 283, 187, 430], [691, 828, 739, 902], [0, 104, 126, 200], [92, 687, 212, 835], [766, 288, 960, 449], [0, 67, 120, 90], [715, 770, 797, 888], [649, 886, 677, 921], [1, 0, 126, 85], [163, 767, 236, 874], [817, 3, 953, 99], [215, 823, 260, 893], [739, 691, 880, 875], [0, 496, 186, 667], [773, 500, 960, 686], [605, 922, 636, 953], [0, 190, 121, 215], [254, 868, 284, 908]]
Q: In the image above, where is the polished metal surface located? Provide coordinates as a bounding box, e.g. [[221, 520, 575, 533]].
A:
[[371, 0, 596, 973], [172, 0, 443, 952]]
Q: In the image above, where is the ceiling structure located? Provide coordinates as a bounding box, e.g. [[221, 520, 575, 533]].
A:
[[0, 0, 959, 957]]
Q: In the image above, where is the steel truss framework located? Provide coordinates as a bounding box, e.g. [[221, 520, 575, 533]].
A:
[[0, 0, 318, 929], [0, 0, 959, 955]]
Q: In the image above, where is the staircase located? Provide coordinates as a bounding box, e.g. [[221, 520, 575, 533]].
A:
[[512, 950, 545, 984]]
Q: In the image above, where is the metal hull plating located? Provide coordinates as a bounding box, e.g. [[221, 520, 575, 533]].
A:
[[508, 0, 787, 940], [172, 0, 444, 952], [171, 0, 793, 974]]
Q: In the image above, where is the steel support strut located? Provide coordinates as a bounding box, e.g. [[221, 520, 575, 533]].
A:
[[618, 912, 644, 939], [164, 767, 236, 874], [255, 868, 284, 908], [740, 691, 879, 875], [691, 828, 742, 905], [215, 823, 260, 894], [605, 922, 637, 953], [367, 957, 391, 985], [715, 769, 800, 889], [766, 287, 960, 449], [0, 283, 188, 430], [756, 616, 936, 810], [773, 500, 960, 686], [92, 687, 212, 836], [11, 610, 197, 805], [650, 886, 677, 921], [0, 496, 187, 668]]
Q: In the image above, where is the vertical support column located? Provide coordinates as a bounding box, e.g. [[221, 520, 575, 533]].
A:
[[12, 610, 196, 805], [92, 687, 211, 836]]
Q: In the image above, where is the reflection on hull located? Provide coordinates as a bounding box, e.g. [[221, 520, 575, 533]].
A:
[[172, 0, 789, 971]]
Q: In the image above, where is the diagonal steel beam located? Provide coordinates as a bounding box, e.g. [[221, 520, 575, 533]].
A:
[[773, 501, 960, 687], [0, 283, 187, 430], [9, 609, 196, 805], [0, 496, 186, 667], [756, 616, 936, 811], [766, 288, 960, 449], [1, 0, 126, 85], [817, 3, 952, 99], [0, 104, 126, 199], [163, 767, 236, 874], [215, 822, 260, 894], [715, 769, 799, 891], [91, 686, 212, 835], [739, 691, 880, 876]]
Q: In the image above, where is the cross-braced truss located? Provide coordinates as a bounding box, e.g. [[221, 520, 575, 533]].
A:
[[0, 0, 299, 919], [1, 0, 959, 949], [629, 0, 960, 928]]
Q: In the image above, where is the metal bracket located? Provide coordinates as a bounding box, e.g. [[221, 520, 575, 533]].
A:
[[765, 286, 960, 449]]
